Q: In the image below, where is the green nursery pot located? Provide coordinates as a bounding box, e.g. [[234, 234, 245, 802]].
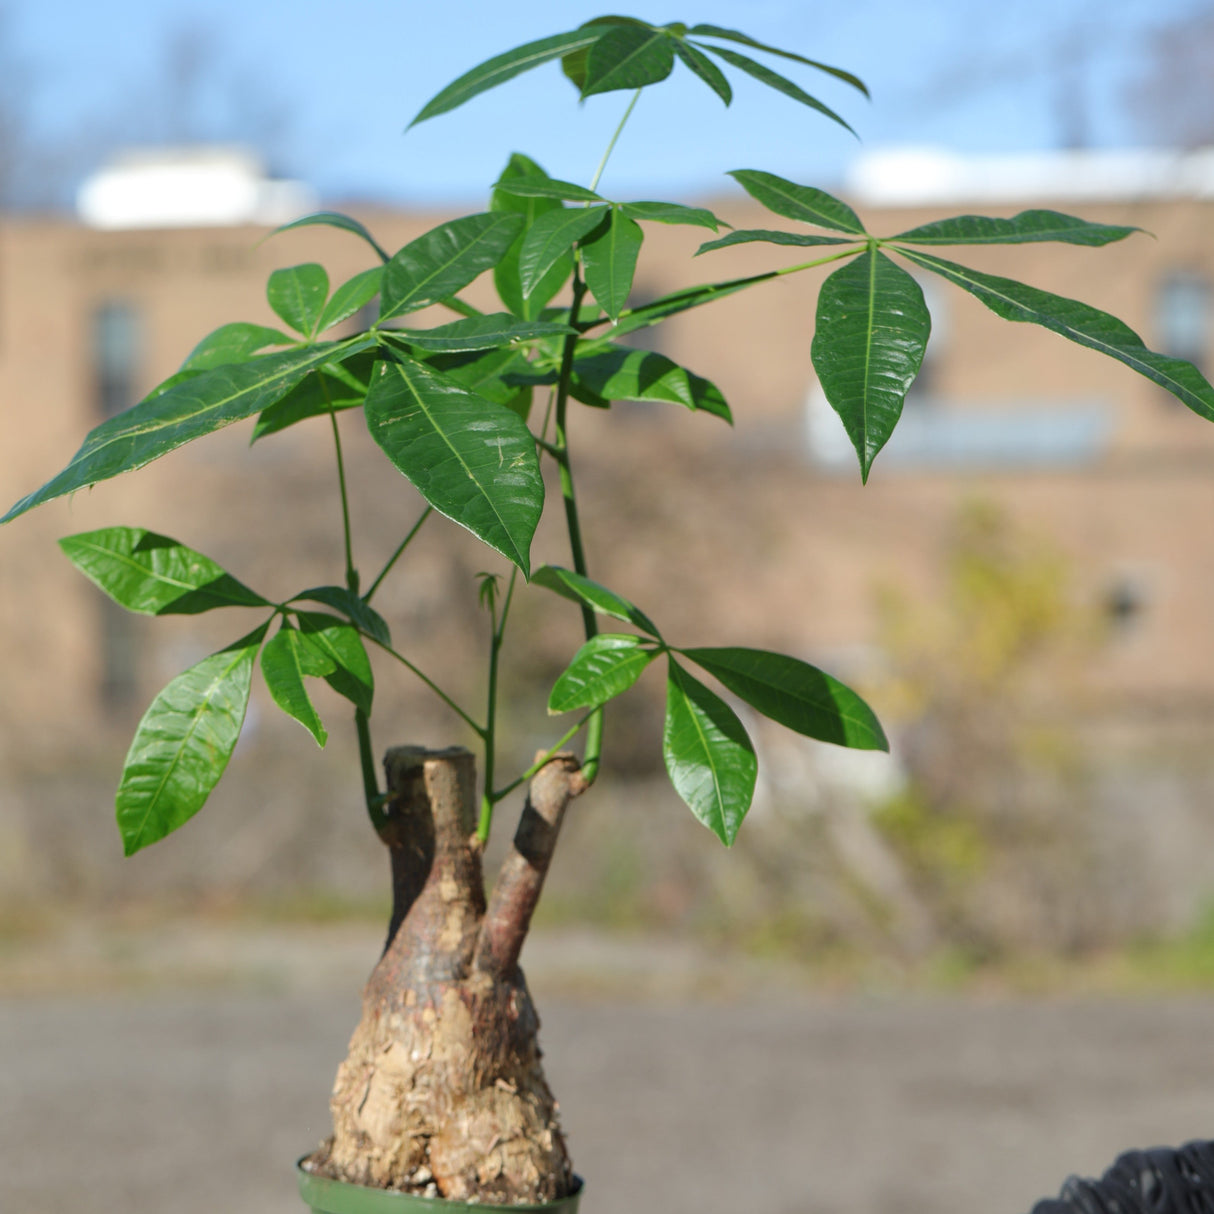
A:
[[297, 1164, 584, 1214]]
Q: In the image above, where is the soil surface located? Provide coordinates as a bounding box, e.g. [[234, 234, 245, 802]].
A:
[[2, 926, 1214, 1214]]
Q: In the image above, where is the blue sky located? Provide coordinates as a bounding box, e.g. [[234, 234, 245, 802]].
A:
[[7, 0, 1209, 207]]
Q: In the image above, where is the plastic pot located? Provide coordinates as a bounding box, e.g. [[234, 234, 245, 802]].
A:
[[297, 1164, 584, 1214]]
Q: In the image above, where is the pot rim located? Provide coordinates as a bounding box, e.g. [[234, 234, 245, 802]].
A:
[[296, 1160, 584, 1214]]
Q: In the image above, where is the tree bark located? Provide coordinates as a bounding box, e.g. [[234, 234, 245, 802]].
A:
[[476, 754, 587, 979], [304, 745, 585, 1204]]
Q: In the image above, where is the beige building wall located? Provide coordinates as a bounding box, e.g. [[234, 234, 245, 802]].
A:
[[3, 184, 1214, 787]]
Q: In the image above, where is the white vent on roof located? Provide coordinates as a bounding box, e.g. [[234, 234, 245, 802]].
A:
[[77, 147, 317, 230], [846, 146, 1214, 207]]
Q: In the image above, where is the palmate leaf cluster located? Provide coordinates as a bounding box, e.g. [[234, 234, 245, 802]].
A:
[[4, 14, 1214, 854]]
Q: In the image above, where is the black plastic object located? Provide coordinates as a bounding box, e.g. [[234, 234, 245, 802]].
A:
[[1030, 1141, 1214, 1214]]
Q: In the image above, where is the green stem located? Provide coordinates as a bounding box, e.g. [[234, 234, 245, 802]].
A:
[[491, 711, 595, 804], [496, 565, 518, 643], [373, 639, 484, 736], [320, 378, 383, 831], [322, 379, 358, 595], [355, 708, 386, 834], [774, 247, 867, 277], [539, 387, 557, 446], [364, 506, 432, 604], [476, 569, 517, 845], [552, 267, 604, 782], [578, 271, 776, 336], [576, 248, 866, 340], [589, 88, 642, 193], [478, 91, 647, 827]]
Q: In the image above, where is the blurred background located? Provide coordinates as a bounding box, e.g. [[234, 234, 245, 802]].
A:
[[6, 2, 1214, 1212]]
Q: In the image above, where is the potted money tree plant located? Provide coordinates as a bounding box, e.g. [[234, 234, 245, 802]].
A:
[[5, 14, 1213, 1213]]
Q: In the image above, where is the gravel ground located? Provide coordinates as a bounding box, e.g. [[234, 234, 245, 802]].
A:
[[2, 927, 1214, 1214]]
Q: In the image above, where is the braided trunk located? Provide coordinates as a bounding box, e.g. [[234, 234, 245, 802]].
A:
[[304, 745, 586, 1204]]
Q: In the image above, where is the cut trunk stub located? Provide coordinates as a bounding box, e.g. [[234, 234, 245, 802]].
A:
[[476, 753, 587, 979], [307, 745, 585, 1205]]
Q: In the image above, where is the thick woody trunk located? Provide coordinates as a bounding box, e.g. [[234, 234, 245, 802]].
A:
[[304, 745, 585, 1204]]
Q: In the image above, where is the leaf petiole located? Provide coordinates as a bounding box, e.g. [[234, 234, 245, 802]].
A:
[[477, 567, 518, 843], [489, 710, 597, 807], [589, 88, 643, 194], [551, 268, 605, 782], [372, 637, 484, 736], [321, 374, 358, 595], [772, 245, 868, 277], [364, 506, 433, 604]]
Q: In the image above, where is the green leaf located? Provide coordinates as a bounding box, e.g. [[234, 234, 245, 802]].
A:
[[491, 178, 605, 203], [380, 213, 524, 323], [260, 622, 334, 747], [664, 659, 757, 847], [519, 206, 610, 298], [573, 348, 731, 420], [702, 45, 854, 135], [532, 565, 660, 636], [697, 229, 854, 254], [251, 350, 376, 441], [900, 248, 1214, 422], [268, 211, 390, 263], [582, 23, 675, 97], [728, 170, 865, 235], [317, 267, 383, 333], [477, 571, 501, 615], [424, 345, 535, 419], [267, 263, 330, 338], [687, 24, 868, 96], [364, 357, 544, 575], [59, 527, 269, 615], [295, 610, 374, 715], [582, 211, 644, 321], [561, 48, 591, 92], [561, 16, 653, 91], [116, 624, 267, 856], [492, 153, 571, 319], [549, 634, 659, 713], [681, 647, 888, 751], [289, 585, 391, 646], [2, 338, 373, 524], [180, 322, 292, 373], [620, 201, 725, 232], [811, 249, 931, 481], [146, 368, 203, 400], [392, 314, 574, 353], [410, 28, 602, 125], [672, 38, 732, 104], [892, 210, 1140, 247]]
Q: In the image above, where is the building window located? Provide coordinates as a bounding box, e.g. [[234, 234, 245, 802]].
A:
[[1155, 271, 1210, 372], [1103, 570, 1151, 636], [904, 276, 947, 408], [98, 594, 140, 713], [92, 300, 141, 417]]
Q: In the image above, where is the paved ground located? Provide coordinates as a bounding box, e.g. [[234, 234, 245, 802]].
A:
[[3, 928, 1214, 1214]]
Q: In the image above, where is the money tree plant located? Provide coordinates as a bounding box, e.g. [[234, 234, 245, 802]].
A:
[[6, 14, 1214, 1209]]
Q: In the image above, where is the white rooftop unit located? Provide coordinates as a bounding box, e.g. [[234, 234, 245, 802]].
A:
[[77, 147, 317, 230], [846, 146, 1214, 207]]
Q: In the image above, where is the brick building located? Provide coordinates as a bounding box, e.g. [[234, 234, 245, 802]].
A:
[[4, 147, 1214, 923]]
